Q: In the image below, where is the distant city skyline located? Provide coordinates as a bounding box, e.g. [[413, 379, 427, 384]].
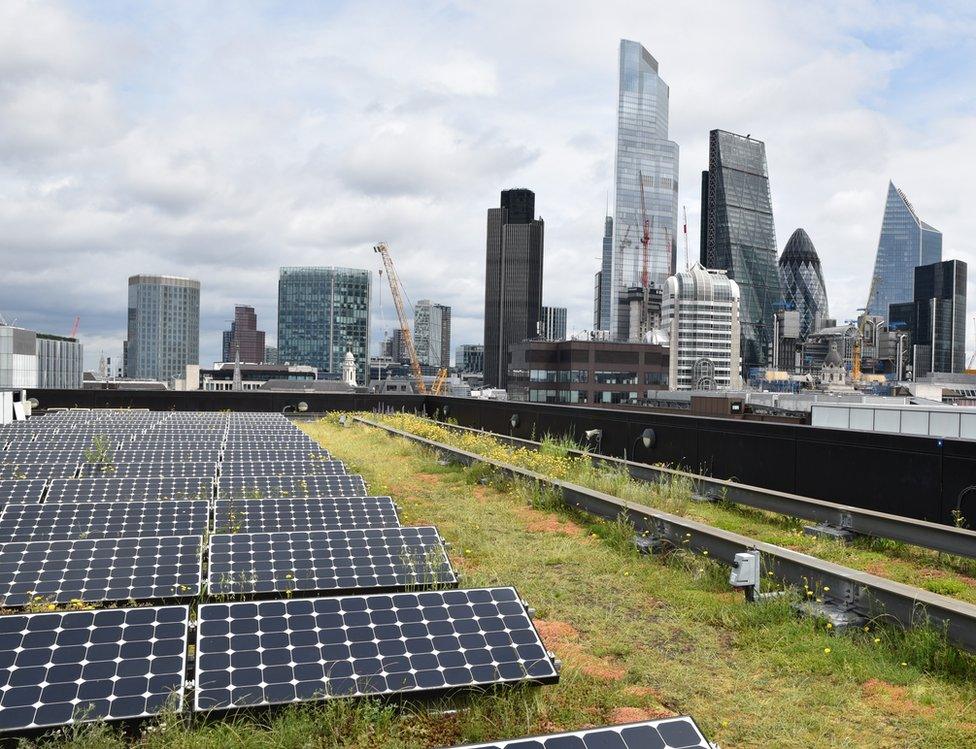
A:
[[0, 3, 974, 369]]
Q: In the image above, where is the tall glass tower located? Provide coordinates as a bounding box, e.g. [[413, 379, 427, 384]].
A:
[[779, 228, 829, 339], [700, 130, 782, 374], [600, 40, 679, 339], [866, 181, 942, 318], [277, 267, 371, 385], [123, 274, 200, 383]]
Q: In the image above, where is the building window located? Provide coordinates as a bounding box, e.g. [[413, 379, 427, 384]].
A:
[[594, 391, 639, 405], [594, 371, 638, 385]]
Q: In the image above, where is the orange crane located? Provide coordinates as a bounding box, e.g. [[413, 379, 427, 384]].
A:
[[69, 316, 80, 338], [431, 367, 448, 395], [373, 242, 427, 394]]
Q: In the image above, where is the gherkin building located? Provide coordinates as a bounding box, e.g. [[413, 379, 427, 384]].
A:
[[778, 228, 829, 339]]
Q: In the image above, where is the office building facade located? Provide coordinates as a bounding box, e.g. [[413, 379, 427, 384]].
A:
[[483, 189, 544, 389], [456, 344, 485, 374], [221, 305, 266, 363], [277, 266, 371, 385], [414, 300, 451, 368], [889, 260, 967, 377], [507, 339, 668, 406], [598, 40, 679, 339], [867, 182, 942, 318], [778, 228, 829, 340], [662, 264, 741, 390], [700, 130, 782, 374], [540, 306, 567, 341], [1, 326, 83, 389], [123, 275, 200, 383]]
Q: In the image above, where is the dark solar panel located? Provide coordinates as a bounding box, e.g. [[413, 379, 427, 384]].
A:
[[219, 460, 347, 477], [77, 462, 216, 478], [0, 501, 210, 542], [1, 450, 88, 464], [217, 475, 366, 499], [212, 496, 400, 533], [0, 535, 202, 606], [207, 527, 454, 596], [0, 605, 189, 732], [222, 449, 331, 462], [448, 718, 711, 748], [195, 587, 557, 711], [0, 480, 46, 505], [111, 450, 221, 463], [46, 477, 213, 503], [0, 464, 77, 480]]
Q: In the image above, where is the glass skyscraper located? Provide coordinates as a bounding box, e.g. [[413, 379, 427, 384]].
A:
[[700, 130, 782, 374], [867, 181, 942, 318], [778, 228, 829, 339], [123, 274, 200, 383], [598, 40, 679, 339], [277, 267, 371, 385], [413, 299, 451, 369]]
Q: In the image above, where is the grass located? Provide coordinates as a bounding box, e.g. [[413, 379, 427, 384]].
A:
[[23, 415, 976, 748], [370, 412, 976, 607]]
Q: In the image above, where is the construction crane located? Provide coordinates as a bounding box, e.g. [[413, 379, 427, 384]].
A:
[[967, 316, 976, 372], [638, 170, 652, 339], [373, 242, 427, 394], [431, 367, 448, 395], [69, 316, 80, 338]]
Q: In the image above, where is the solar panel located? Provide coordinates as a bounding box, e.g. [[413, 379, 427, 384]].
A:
[[111, 450, 221, 463], [0, 501, 210, 543], [195, 587, 557, 711], [0, 535, 202, 607], [77, 462, 216, 478], [1, 450, 88, 464], [0, 605, 189, 732], [46, 477, 213, 503], [448, 718, 712, 749], [219, 460, 347, 477], [212, 496, 400, 534], [207, 527, 454, 596], [217, 475, 366, 499], [222, 449, 331, 462], [0, 480, 46, 505], [0, 464, 77, 480]]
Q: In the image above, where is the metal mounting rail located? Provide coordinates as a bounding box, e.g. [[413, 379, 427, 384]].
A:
[[355, 416, 976, 653], [413, 417, 976, 561]]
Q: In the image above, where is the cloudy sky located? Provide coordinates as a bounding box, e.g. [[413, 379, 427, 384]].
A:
[[2, 0, 975, 370]]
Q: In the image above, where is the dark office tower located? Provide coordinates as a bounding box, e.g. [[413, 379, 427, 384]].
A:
[[594, 216, 613, 330], [867, 181, 942, 317], [221, 305, 266, 363], [700, 130, 782, 374], [778, 229, 829, 339], [483, 188, 544, 389], [889, 260, 967, 376]]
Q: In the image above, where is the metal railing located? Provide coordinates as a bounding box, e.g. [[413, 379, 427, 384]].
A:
[[356, 416, 976, 654]]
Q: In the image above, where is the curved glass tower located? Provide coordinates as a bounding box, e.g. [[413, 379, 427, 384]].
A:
[[779, 228, 829, 339], [867, 181, 942, 317]]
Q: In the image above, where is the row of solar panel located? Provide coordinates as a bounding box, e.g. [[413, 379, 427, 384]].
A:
[[0, 475, 368, 504], [0, 526, 455, 607], [0, 460, 347, 480], [0, 449, 331, 464], [0, 497, 401, 541], [0, 588, 559, 733]]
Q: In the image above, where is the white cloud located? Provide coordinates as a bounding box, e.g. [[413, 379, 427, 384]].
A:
[[0, 0, 974, 370]]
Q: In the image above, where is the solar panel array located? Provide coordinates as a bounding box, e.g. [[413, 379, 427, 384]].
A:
[[449, 717, 712, 749], [0, 409, 710, 748]]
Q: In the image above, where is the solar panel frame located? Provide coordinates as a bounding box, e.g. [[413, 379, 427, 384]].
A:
[[0, 480, 46, 505], [0, 535, 203, 607], [207, 527, 455, 596], [216, 475, 366, 499], [0, 501, 210, 543], [212, 496, 400, 534], [46, 477, 214, 503], [0, 604, 189, 732], [194, 586, 558, 712], [447, 717, 712, 749]]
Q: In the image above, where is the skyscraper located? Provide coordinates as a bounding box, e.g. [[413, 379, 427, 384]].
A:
[[221, 305, 266, 363], [889, 260, 967, 376], [483, 188, 544, 389], [123, 274, 200, 383], [700, 130, 782, 373], [414, 299, 451, 368], [778, 228, 829, 339], [540, 306, 568, 341], [597, 40, 679, 339], [456, 344, 484, 375], [594, 216, 613, 330], [867, 181, 942, 317], [277, 267, 371, 385], [663, 264, 741, 390]]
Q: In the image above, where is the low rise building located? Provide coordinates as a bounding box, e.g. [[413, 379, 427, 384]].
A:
[[1, 325, 83, 389]]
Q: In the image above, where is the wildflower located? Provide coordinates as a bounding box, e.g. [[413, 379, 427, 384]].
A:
[[826, 623, 833, 630], [900, 662, 908, 667], [823, 586, 830, 592], [873, 638, 881, 644], [824, 647, 831, 654]]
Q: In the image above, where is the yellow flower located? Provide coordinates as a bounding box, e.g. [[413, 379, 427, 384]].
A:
[[824, 647, 831, 654], [900, 662, 908, 667], [826, 623, 833, 630], [873, 638, 881, 644], [823, 586, 830, 592]]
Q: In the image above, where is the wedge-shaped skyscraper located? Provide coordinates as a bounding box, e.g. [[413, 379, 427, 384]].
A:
[[867, 181, 942, 317], [779, 228, 829, 339]]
